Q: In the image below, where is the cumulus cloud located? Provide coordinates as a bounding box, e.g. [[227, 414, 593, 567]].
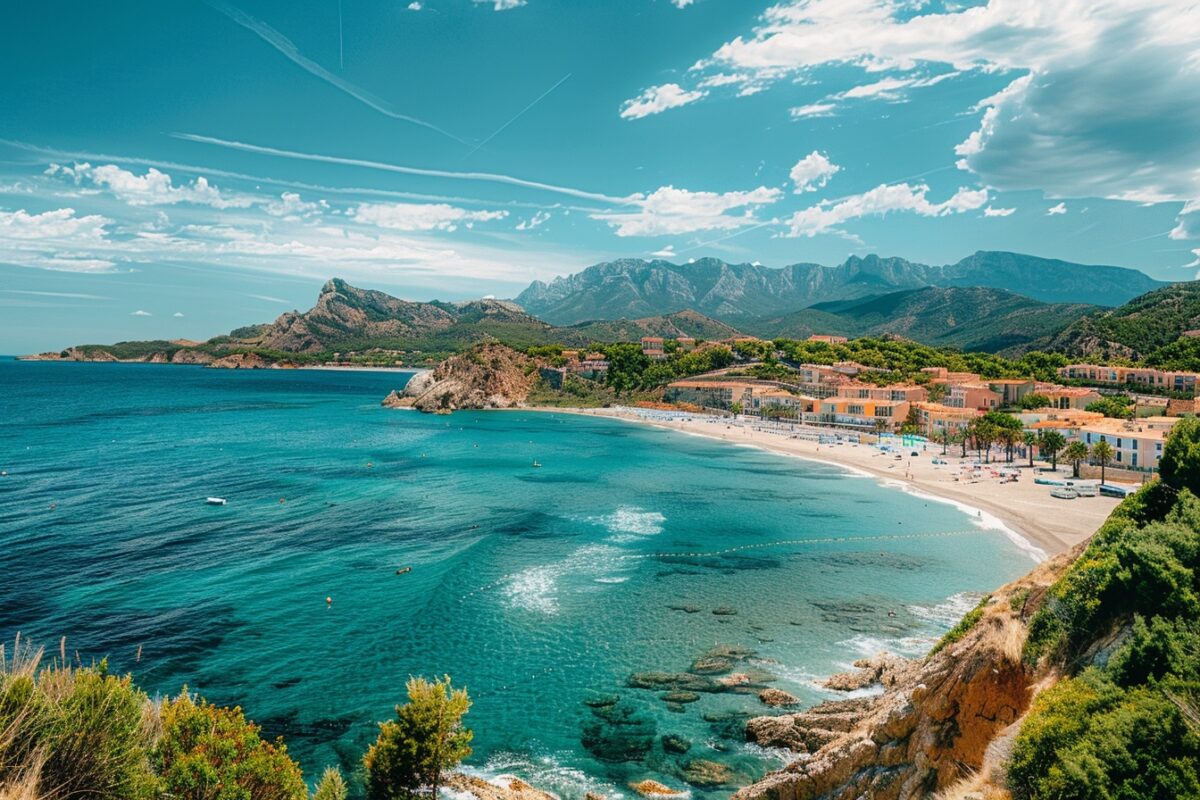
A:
[[1046, 202, 1068, 215], [984, 206, 1016, 217], [516, 210, 551, 230], [265, 191, 327, 219], [651, 245, 677, 258], [47, 163, 255, 209], [620, 83, 706, 120], [784, 183, 988, 237], [593, 185, 781, 236], [0, 208, 110, 239], [173, 312, 185, 317], [352, 202, 508, 231], [790, 151, 840, 193], [130, 310, 152, 316]]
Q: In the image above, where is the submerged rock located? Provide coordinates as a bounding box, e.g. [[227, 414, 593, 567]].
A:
[[712, 607, 738, 616], [661, 734, 692, 754], [661, 691, 700, 704], [581, 701, 657, 763], [680, 759, 733, 788], [628, 780, 686, 797], [582, 694, 621, 708], [758, 688, 800, 707], [690, 656, 733, 674], [628, 672, 723, 693], [667, 604, 702, 613]]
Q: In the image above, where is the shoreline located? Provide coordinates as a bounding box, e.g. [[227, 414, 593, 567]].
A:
[[516, 406, 1122, 558]]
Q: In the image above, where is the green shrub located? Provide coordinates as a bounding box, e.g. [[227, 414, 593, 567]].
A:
[[1161, 418, 1200, 493], [0, 654, 158, 800], [312, 767, 349, 800], [153, 690, 306, 800], [1009, 671, 1200, 800]]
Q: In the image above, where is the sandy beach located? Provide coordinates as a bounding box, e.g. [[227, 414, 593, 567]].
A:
[[541, 406, 1127, 558]]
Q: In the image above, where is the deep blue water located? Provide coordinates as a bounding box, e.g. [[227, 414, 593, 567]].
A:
[[0, 359, 1034, 797]]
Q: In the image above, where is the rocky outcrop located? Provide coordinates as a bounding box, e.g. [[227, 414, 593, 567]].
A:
[[382, 344, 541, 412], [443, 773, 557, 800], [759, 688, 801, 707], [208, 353, 289, 369], [734, 552, 1077, 800]]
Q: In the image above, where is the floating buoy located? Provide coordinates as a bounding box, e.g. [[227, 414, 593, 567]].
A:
[[325, 596, 332, 605]]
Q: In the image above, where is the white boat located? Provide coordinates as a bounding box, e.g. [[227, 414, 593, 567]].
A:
[[206, 497, 227, 506], [1051, 488, 1078, 500]]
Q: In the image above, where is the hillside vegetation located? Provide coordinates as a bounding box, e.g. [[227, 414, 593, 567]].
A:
[[1048, 281, 1200, 361]]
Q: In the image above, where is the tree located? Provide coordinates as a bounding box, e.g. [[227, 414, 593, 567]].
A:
[[1086, 395, 1135, 420], [1091, 439, 1116, 484], [1024, 431, 1038, 467], [313, 768, 349, 800], [1040, 430, 1066, 471], [1019, 393, 1051, 410], [1160, 417, 1200, 493], [1065, 441, 1090, 478], [364, 676, 473, 800], [998, 427, 1021, 463]]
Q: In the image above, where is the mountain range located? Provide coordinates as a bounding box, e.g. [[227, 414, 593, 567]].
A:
[[514, 251, 1163, 325]]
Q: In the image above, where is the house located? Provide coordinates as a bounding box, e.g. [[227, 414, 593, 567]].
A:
[[836, 382, 929, 403], [1058, 364, 1200, 395], [676, 336, 696, 352], [749, 388, 815, 415], [1079, 416, 1179, 471], [986, 379, 1037, 407], [814, 397, 911, 432], [568, 352, 610, 378], [947, 382, 1002, 411], [1034, 383, 1102, 410], [807, 334, 848, 344], [640, 337, 666, 360], [910, 402, 981, 438], [790, 364, 854, 398], [921, 367, 982, 385]]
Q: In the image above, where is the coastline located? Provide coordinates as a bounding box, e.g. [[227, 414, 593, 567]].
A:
[[518, 406, 1122, 558]]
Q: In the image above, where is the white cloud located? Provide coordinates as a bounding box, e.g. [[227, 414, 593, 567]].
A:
[[699, 73, 749, 88], [784, 182, 988, 237], [593, 185, 781, 236], [790, 103, 837, 119], [671, 0, 695, 7], [173, 312, 185, 317], [1046, 202, 1068, 216], [984, 206, 1016, 217], [475, 0, 525, 9], [516, 210, 551, 230], [658, 0, 1200, 229], [1186, 248, 1200, 270], [789, 151, 840, 193], [651, 245, 677, 258], [130, 310, 152, 317], [48, 163, 255, 209], [620, 83, 706, 120], [265, 191, 327, 219], [407, 1, 422, 8], [352, 202, 508, 231], [0, 208, 110, 239]]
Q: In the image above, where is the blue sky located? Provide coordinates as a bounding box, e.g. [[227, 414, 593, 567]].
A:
[[2, 0, 1198, 352]]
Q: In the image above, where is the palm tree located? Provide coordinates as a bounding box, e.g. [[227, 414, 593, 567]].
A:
[[1040, 430, 1066, 471], [1065, 441, 1090, 478], [1023, 431, 1038, 467], [1091, 439, 1115, 484], [999, 428, 1020, 463]]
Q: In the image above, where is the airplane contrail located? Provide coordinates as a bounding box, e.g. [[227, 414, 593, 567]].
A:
[[463, 73, 572, 160], [173, 133, 635, 205], [204, 0, 464, 144]]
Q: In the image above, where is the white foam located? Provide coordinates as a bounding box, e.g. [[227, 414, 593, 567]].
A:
[[595, 506, 666, 537], [907, 591, 985, 627], [464, 751, 624, 800], [502, 544, 626, 615]]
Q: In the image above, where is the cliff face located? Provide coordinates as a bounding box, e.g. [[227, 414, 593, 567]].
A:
[[735, 551, 1077, 800], [383, 344, 542, 413]]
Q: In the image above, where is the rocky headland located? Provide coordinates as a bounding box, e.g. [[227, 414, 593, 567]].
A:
[[382, 343, 544, 413]]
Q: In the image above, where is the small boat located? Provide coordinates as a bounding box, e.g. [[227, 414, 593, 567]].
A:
[[1051, 488, 1078, 500], [532, 460, 542, 468], [395, 566, 412, 575], [206, 497, 227, 506]]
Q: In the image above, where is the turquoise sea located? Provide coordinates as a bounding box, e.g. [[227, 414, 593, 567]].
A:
[[0, 359, 1035, 797]]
